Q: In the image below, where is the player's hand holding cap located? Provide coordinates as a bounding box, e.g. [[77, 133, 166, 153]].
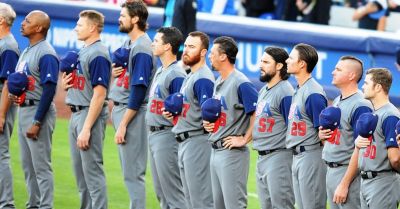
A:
[[356, 112, 378, 138], [201, 98, 222, 133], [164, 92, 184, 116], [112, 47, 130, 68], [8, 72, 29, 105], [60, 51, 79, 74], [319, 106, 341, 131]]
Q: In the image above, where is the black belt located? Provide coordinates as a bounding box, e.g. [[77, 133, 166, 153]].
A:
[[211, 139, 224, 149], [360, 170, 395, 179], [150, 126, 171, 132], [292, 142, 323, 155], [175, 129, 208, 143], [114, 101, 127, 106], [20, 99, 37, 107], [325, 161, 345, 168], [258, 148, 286, 156], [69, 105, 88, 113]]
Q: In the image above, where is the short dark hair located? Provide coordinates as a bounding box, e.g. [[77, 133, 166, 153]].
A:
[[188, 31, 209, 51], [294, 43, 318, 73], [122, 1, 148, 31], [366, 68, 392, 95], [265, 46, 289, 80], [213, 36, 238, 64], [156, 27, 183, 55], [340, 55, 364, 83]]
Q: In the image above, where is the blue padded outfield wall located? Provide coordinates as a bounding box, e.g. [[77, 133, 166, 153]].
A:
[[4, 0, 400, 105]]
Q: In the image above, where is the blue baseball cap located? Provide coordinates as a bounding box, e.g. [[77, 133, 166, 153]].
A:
[[164, 93, 183, 116], [8, 72, 28, 96], [201, 98, 222, 123], [356, 113, 378, 138], [60, 51, 79, 73], [319, 106, 341, 131], [396, 120, 400, 135], [112, 47, 130, 68]]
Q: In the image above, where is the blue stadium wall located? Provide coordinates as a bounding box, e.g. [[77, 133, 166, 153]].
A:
[[4, 0, 400, 105]]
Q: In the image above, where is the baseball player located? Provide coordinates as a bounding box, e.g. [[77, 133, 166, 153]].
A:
[[203, 36, 258, 209], [285, 43, 328, 209], [12, 10, 59, 209], [251, 46, 295, 209], [163, 31, 214, 209], [0, 3, 18, 209], [319, 56, 373, 209], [109, 2, 156, 208], [145, 26, 186, 209], [355, 68, 400, 209], [61, 10, 111, 209]]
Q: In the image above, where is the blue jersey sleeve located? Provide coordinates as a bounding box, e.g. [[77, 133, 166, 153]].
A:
[[0, 50, 19, 81], [39, 55, 59, 85], [168, 77, 184, 94], [350, 106, 373, 140], [130, 53, 153, 87], [382, 116, 400, 148], [305, 93, 328, 128], [193, 78, 214, 106], [127, 84, 147, 110], [238, 82, 258, 114], [34, 82, 56, 122], [88, 56, 111, 88], [280, 96, 292, 125]]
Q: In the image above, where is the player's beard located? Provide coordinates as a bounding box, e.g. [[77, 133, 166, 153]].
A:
[[259, 70, 275, 82], [119, 23, 133, 33], [182, 53, 201, 67]]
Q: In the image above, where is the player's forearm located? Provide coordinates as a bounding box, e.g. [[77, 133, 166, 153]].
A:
[[82, 86, 107, 132], [0, 82, 12, 118], [340, 147, 360, 187], [243, 112, 255, 144], [119, 109, 137, 128], [388, 147, 400, 172]]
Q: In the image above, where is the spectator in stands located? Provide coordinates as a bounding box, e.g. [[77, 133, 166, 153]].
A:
[[352, 0, 388, 30], [242, 0, 275, 18], [296, 0, 332, 25], [198, 0, 237, 15]]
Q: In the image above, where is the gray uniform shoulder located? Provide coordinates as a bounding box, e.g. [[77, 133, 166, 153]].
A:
[[303, 78, 325, 96], [193, 65, 215, 82], [0, 34, 19, 55], [131, 34, 153, 56], [37, 41, 57, 58]]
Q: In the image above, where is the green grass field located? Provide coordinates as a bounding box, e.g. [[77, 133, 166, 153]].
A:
[[9, 118, 261, 209]]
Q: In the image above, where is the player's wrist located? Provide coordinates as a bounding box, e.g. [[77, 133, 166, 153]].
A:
[[32, 119, 41, 127]]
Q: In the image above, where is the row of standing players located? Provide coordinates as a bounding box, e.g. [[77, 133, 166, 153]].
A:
[[1, 1, 400, 209]]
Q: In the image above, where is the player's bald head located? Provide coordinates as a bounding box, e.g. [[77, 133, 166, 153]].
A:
[[339, 56, 363, 83], [27, 10, 51, 34]]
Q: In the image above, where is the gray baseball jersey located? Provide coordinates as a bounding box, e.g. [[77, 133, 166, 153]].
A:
[[323, 91, 373, 164], [358, 102, 400, 172], [209, 70, 258, 209], [253, 80, 294, 150], [109, 34, 157, 104], [15, 40, 58, 208], [172, 65, 215, 134], [286, 77, 327, 148], [66, 40, 111, 209], [145, 62, 187, 209], [0, 33, 19, 209], [252, 80, 295, 209], [323, 91, 372, 209], [65, 41, 111, 106], [146, 63, 186, 126]]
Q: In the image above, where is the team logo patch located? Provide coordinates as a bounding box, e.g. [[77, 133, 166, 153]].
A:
[[288, 103, 303, 120], [256, 101, 266, 116]]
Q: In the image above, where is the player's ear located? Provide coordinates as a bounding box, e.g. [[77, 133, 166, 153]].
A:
[[276, 63, 283, 71], [200, 48, 207, 57], [164, 43, 171, 52], [131, 16, 139, 26]]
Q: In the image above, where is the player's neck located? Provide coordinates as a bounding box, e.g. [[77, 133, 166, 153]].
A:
[[295, 72, 312, 87], [160, 53, 177, 69], [371, 94, 389, 110], [339, 84, 358, 99], [267, 75, 282, 89], [83, 35, 100, 47], [128, 29, 145, 43], [0, 27, 10, 39], [28, 34, 46, 46], [219, 64, 235, 80], [189, 59, 206, 73]]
